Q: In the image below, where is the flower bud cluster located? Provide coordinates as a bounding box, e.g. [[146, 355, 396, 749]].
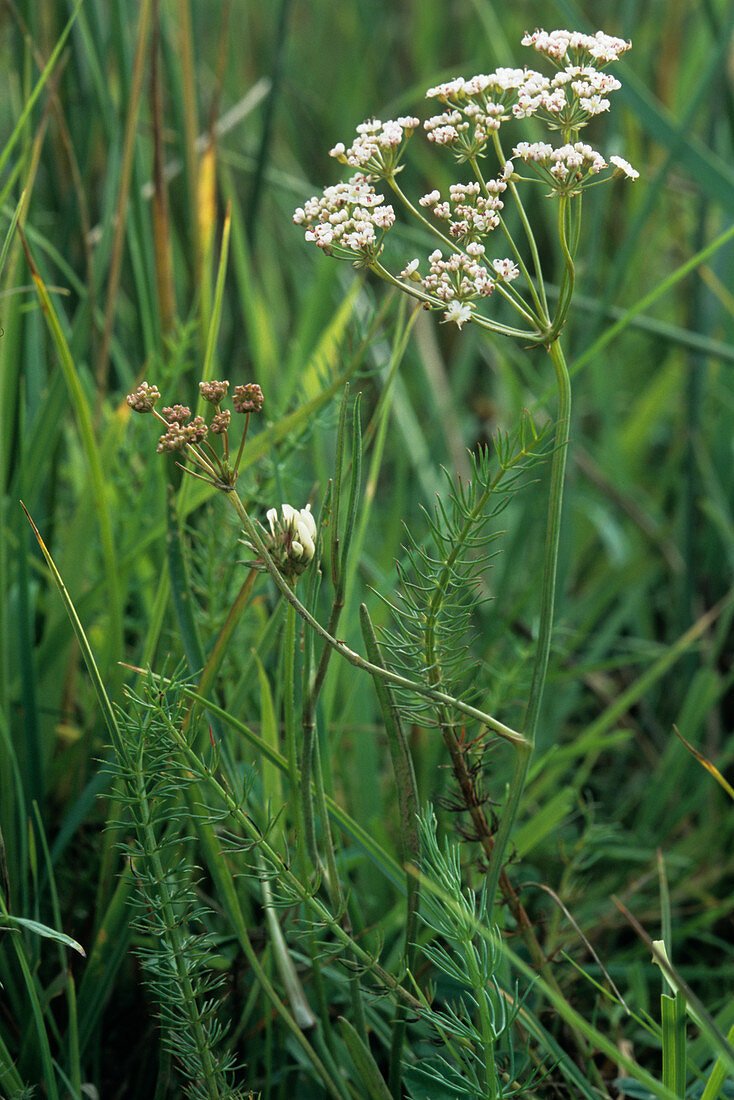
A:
[[126, 382, 161, 412], [511, 141, 638, 194], [419, 178, 507, 243], [127, 378, 265, 485], [162, 404, 192, 424], [157, 416, 207, 453], [294, 174, 395, 262], [210, 409, 231, 434], [329, 116, 420, 178], [199, 379, 229, 404], [233, 383, 264, 413], [242, 503, 318, 580]]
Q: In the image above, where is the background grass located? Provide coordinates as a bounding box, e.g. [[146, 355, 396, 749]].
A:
[[0, 0, 733, 1096]]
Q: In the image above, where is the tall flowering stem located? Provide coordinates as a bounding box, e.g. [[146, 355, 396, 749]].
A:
[[292, 25, 637, 933], [484, 336, 572, 914]]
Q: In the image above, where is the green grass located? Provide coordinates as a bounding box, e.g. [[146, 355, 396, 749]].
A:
[[1, 1, 733, 1097]]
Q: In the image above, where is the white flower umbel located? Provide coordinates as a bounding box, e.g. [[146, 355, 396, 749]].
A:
[[329, 116, 420, 179], [295, 27, 638, 341], [243, 503, 318, 580], [293, 174, 395, 265], [512, 140, 637, 195]]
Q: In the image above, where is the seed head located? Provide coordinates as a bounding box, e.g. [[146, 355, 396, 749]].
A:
[[210, 409, 231, 434], [162, 404, 191, 424], [199, 380, 230, 404], [233, 383, 264, 414], [126, 382, 161, 413]]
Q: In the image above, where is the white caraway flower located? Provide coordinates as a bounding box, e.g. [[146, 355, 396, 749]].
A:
[[521, 29, 631, 67], [492, 258, 520, 281], [328, 116, 420, 178], [294, 174, 395, 263], [442, 301, 473, 328], [609, 155, 639, 179]]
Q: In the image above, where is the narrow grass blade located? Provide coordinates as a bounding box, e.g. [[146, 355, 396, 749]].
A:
[[700, 1023, 734, 1100], [0, 0, 83, 181], [338, 1016, 393, 1100], [20, 505, 121, 754], [200, 201, 232, 391], [661, 992, 687, 1098], [0, 190, 26, 283], [0, 915, 85, 957], [96, 0, 153, 386], [19, 239, 123, 667], [673, 725, 734, 801], [0, 896, 60, 1100]]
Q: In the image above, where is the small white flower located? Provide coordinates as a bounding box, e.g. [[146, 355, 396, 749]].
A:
[[442, 301, 472, 328], [244, 502, 318, 579], [609, 155, 639, 179], [399, 258, 420, 279], [298, 504, 317, 542]]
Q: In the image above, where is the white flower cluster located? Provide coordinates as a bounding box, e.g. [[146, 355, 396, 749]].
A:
[[398, 246, 519, 326], [425, 69, 530, 158], [511, 141, 639, 194], [329, 116, 420, 178], [293, 174, 395, 261], [267, 504, 317, 566], [294, 28, 639, 334], [521, 29, 631, 66], [242, 503, 318, 579], [419, 178, 507, 242], [422, 27, 631, 160]]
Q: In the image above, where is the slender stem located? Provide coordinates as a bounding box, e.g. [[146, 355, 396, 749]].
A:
[[227, 489, 527, 747], [551, 195, 577, 336], [491, 132, 549, 315], [385, 174, 545, 331], [370, 260, 538, 341], [465, 944, 500, 1099], [485, 336, 572, 913], [524, 337, 572, 741], [283, 599, 306, 871], [232, 410, 251, 474], [470, 154, 547, 324]]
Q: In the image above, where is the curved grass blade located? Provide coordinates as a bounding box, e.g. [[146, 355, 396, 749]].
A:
[[18, 238, 123, 669], [338, 1016, 393, 1100], [673, 724, 734, 801], [20, 504, 121, 753], [0, 915, 85, 957]]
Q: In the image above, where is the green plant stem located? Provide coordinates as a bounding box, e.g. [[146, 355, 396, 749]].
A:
[[131, 761, 223, 1099], [283, 599, 306, 868], [485, 336, 572, 914], [490, 131, 549, 315], [162, 710, 425, 1014], [227, 491, 526, 748], [465, 944, 500, 1099]]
